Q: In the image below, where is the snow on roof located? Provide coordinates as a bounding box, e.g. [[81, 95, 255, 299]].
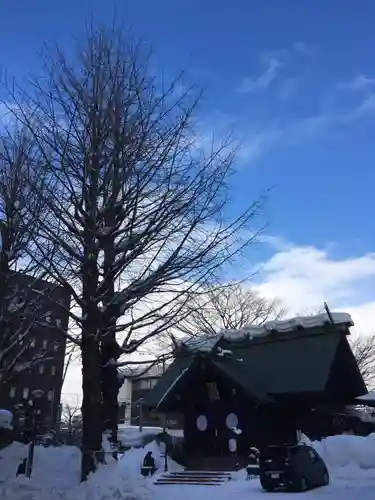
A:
[[356, 391, 375, 404], [181, 311, 353, 353]]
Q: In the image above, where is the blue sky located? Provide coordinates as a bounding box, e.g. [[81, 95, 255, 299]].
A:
[[2, 1, 375, 353]]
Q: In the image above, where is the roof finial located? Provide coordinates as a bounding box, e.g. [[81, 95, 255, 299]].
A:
[[324, 302, 334, 324]]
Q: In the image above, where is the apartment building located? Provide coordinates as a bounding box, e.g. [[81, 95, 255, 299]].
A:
[[118, 363, 182, 429], [0, 273, 70, 434]]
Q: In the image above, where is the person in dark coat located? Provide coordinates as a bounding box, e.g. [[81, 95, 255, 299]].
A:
[[246, 447, 260, 479], [16, 458, 27, 477], [141, 451, 156, 476]]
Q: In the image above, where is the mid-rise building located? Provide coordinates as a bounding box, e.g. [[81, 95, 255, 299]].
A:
[[0, 273, 70, 435], [118, 362, 183, 429]]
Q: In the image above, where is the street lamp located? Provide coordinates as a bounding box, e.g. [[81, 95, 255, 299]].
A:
[[26, 389, 44, 478]]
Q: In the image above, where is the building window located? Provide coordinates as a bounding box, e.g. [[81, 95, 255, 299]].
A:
[[56, 318, 62, 328], [38, 364, 45, 375], [23, 387, 29, 399], [29, 338, 36, 348], [9, 387, 16, 398], [45, 313, 52, 323], [47, 390, 54, 401], [51, 365, 56, 376], [42, 340, 48, 349], [53, 343, 59, 352]]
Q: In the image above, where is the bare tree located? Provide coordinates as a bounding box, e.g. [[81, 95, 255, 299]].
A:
[[61, 400, 82, 439], [298, 309, 375, 389], [0, 129, 59, 385], [4, 26, 265, 479], [169, 282, 284, 340], [350, 334, 375, 388]]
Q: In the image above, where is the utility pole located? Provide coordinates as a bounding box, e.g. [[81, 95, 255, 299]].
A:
[[138, 398, 144, 433]]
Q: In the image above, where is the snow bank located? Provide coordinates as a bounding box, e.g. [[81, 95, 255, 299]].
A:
[[0, 442, 81, 485], [182, 311, 353, 352], [313, 433, 375, 470], [0, 438, 182, 500], [63, 444, 159, 500], [3, 433, 375, 500]]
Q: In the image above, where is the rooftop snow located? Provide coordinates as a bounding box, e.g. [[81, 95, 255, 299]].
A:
[[181, 311, 353, 352], [356, 391, 375, 406]]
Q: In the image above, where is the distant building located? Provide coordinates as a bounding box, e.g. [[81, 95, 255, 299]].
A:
[[118, 362, 183, 429], [0, 273, 70, 435]]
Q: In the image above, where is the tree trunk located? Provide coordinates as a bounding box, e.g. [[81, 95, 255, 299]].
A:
[[80, 331, 103, 481], [101, 330, 122, 457], [100, 200, 121, 452]]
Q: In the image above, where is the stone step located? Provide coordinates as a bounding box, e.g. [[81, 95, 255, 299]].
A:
[[157, 475, 227, 481], [171, 471, 231, 476], [154, 470, 232, 486], [156, 478, 226, 482], [155, 481, 221, 486]]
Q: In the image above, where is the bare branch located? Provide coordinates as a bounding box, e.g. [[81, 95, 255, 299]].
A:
[[164, 282, 284, 344], [2, 25, 266, 478], [350, 334, 375, 388]]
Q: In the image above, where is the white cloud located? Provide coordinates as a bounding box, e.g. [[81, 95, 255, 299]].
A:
[[338, 74, 375, 91], [237, 128, 280, 163], [236, 42, 314, 95], [238, 93, 375, 164], [254, 240, 375, 336], [237, 57, 283, 93], [293, 41, 315, 57]]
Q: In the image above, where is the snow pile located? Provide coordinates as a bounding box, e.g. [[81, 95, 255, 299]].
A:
[[181, 312, 353, 352], [3, 433, 375, 500], [0, 439, 182, 500], [64, 443, 162, 500], [313, 433, 375, 470], [0, 442, 81, 499], [0, 442, 30, 483]]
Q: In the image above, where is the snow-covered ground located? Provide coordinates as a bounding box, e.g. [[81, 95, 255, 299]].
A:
[[1, 433, 375, 499]]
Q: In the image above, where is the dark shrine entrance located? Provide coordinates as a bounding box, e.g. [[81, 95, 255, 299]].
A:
[[181, 359, 260, 459]]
